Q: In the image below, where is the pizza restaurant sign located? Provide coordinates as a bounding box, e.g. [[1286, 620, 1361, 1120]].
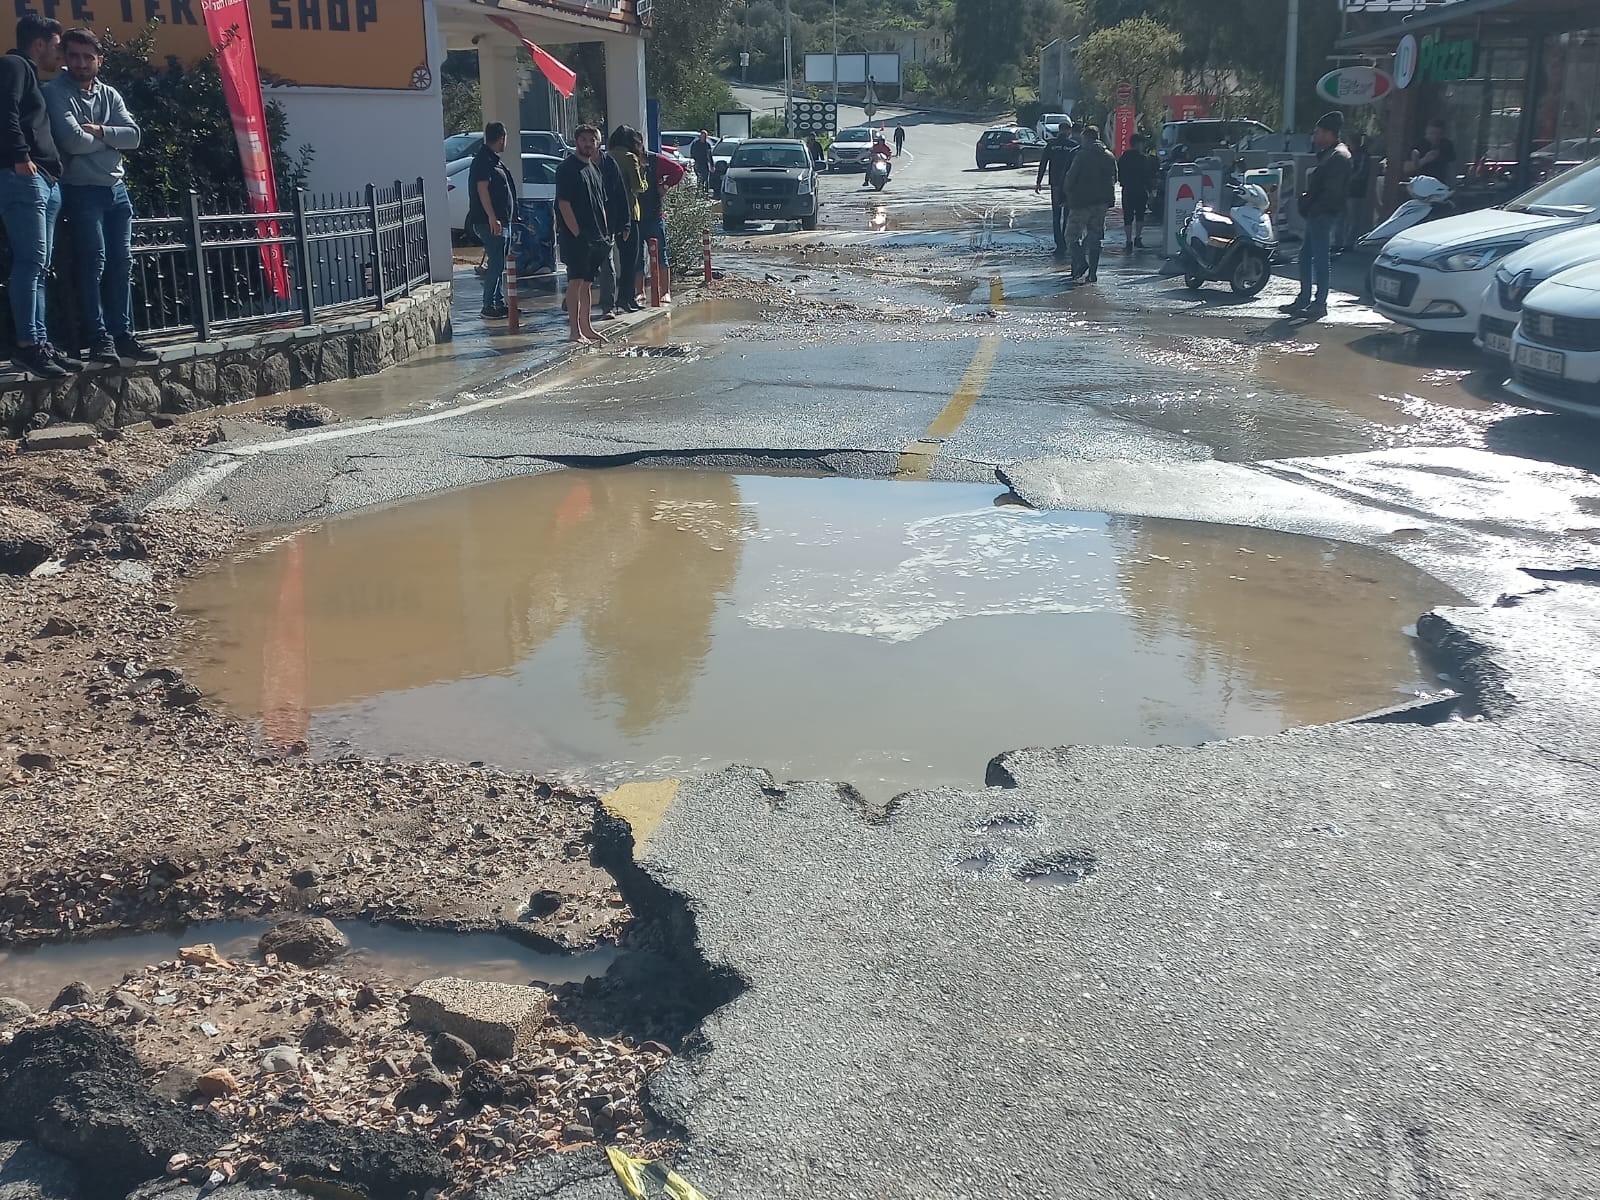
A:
[[8, 0, 431, 90], [1315, 65, 1393, 106], [1394, 32, 1477, 88]]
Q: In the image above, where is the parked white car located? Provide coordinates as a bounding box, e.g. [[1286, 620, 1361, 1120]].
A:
[[1505, 261, 1600, 416], [446, 153, 561, 235], [1036, 112, 1072, 141], [1475, 225, 1600, 357], [1371, 157, 1600, 335]]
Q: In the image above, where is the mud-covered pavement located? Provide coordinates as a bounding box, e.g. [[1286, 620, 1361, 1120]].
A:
[[5, 99, 1600, 1198]]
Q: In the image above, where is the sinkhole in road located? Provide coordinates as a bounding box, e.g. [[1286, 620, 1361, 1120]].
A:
[[180, 469, 1460, 798], [0, 920, 621, 1011]]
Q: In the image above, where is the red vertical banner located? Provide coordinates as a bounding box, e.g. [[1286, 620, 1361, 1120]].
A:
[[1114, 106, 1136, 157], [202, 0, 290, 298]]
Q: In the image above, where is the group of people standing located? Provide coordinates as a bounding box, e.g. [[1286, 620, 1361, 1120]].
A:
[[1033, 119, 1139, 283], [0, 14, 156, 379], [466, 119, 685, 344]]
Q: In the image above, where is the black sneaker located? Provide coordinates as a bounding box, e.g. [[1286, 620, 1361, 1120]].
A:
[[1279, 298, 1310, 316], [1299, 299, 1328, 321], [88, 335, 121, 365], [114, 335, 158, 363], [45, 344, 84, 373], [13, 344, 69, 379]]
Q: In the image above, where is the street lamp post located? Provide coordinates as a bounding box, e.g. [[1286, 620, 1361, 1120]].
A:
[[1283, 0, 1300, 133], [783, 0, 793, 134]]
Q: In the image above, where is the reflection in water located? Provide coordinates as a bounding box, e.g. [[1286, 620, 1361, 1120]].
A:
[[182, 471, 1459, 795]]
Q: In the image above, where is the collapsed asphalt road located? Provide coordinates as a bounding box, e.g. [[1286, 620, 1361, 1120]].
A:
[[126, 158, 1600, 1197]]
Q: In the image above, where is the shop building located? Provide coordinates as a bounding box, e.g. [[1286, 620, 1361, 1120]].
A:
[[1339, 0, 1599, 213]]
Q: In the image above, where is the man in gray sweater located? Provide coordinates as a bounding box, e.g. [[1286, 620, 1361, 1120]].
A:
[[45, 27, 155, 363]]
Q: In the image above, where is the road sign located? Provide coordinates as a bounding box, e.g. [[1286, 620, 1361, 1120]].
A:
[[789, 99, 838, 135]]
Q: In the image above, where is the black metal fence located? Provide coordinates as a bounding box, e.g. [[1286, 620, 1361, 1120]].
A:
[[126, 177, 431, 342]]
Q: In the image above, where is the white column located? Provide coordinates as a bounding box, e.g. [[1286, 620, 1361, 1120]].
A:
[[603, 34, 647, 134], [421, 0, 452, 283], [478, 37, 523, 190]]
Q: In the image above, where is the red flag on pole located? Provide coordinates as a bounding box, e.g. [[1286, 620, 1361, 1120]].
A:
[[201, 0, 290, 299], [486, 14, 578, 98]]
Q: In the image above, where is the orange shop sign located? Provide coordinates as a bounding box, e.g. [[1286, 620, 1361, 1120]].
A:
[[15, 0, 432, 90]]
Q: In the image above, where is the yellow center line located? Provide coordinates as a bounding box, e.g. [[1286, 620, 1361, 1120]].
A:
[[896, 275, 1005, 480]]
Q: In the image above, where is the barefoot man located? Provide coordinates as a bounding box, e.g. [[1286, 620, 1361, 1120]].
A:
[[556, 124, 611, 344]]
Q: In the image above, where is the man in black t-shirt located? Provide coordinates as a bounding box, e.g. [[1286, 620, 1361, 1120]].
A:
[[1409, 119, 1456, 184], [466, 122, 515, 319], [555, 123, 610, 344]]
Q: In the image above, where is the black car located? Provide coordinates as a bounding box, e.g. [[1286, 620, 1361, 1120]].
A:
[[976, 126, 1045, 169], [721, 139, 820, 231]]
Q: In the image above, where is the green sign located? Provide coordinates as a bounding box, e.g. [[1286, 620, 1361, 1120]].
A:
[[1417, 34, 1476, 84]]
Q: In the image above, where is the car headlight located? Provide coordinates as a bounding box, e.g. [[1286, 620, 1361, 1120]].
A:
[[722, 178, 737, 195], [1425, 244, 1516, 272], [796, 175, 813, 195]]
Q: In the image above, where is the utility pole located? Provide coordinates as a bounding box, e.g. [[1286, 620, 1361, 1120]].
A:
[[1283, 0, 1300, 133], [832, 0, 839, 109], [783, 0, 793, 135]]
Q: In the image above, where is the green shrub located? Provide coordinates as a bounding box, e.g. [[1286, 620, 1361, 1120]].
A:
[[1014, 99, 1045, 128], [663, 179, 717, 273], [751, 114, 785, 136]]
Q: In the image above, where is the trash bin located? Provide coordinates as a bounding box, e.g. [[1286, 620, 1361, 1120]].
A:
[[515, 199, 556, 279]]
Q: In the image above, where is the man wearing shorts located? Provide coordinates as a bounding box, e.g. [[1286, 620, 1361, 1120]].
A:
[[556, 124, 610, 344]]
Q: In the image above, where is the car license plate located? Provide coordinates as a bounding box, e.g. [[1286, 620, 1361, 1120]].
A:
[[1374, 272, 1402, 301], [1515, 343, 1565, 376], [753, 202, 783, 211], [1482, 331, 1511, 356]]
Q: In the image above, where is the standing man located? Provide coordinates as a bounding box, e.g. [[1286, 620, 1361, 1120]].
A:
[[1117, 133, 1155, 252], [1034, 119, 1078, 259], [1337, 130, 1371, 254], [1283, 111, 1352, 322], [690, 129, 713, 194], [1061, 124, 1116, 282], [555, 123, 610, 345], [892, 123, 905, 156], [45, 27, 155, 365], [595, 143, 634, 318], [1408, 119, 1455, 184], [636, 132, 685, 303], [466, 122, 515, 320], [0, 14, 79, 379]]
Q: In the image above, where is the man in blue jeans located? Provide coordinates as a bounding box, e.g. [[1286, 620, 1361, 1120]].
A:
[[1282, 111, 1352, 323], [466, 122, 515, 320], [0, 14, 81, 379], [46, 26, 156, 365]]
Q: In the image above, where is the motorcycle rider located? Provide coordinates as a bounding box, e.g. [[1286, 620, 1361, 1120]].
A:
[[1282, 110, 1352, 321], [1034, 119, 1079, 258], [862, 130, 894, 187]]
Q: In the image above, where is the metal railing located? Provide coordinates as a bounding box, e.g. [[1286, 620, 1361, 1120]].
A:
[[128, 177, 431, 342]]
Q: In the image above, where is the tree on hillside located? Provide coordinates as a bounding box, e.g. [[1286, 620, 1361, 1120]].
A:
[[1075, 15, 1181, 127], [648, 0, 738, 123], [1085, 0, 1147, 28], [951, 0, 1026, 94]]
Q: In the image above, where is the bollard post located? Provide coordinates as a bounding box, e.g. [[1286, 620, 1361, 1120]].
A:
[[648, 238, 662, 307], [702, 227, 712, 284], [504, 228, 520, 333]]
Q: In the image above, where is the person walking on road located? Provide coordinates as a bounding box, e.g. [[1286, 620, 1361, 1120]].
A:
[[1062, 125, 1116, 282], [1, 13, 80, 379], [892, 123, 905, 156], [1034, 119, 1079, 259], [1282, 111, 1352, 322], [1117, 133, 1155, 252], [690, 129, 712, 194], [806, 134, 824, 170], [465, 122, 515, 320], [45, 26, 156, 365], [556, 123, 611, 345]]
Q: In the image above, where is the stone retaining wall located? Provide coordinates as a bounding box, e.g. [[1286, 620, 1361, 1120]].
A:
[[0, 284, 453, 439]]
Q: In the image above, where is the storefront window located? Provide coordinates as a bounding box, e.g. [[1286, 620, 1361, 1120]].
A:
[[1438, 39, 1528, 189], [1532, 28, 1600, 182]]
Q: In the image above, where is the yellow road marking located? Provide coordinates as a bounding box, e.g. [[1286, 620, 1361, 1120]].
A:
[[601, 778, 681, 846], [896, 275, 1005, 480]]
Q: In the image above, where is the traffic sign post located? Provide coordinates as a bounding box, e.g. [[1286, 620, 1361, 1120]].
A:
[[789, 99, 838, 137]]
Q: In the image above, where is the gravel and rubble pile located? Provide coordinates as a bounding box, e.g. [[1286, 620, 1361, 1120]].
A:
[[0, 941, 678, 1196]]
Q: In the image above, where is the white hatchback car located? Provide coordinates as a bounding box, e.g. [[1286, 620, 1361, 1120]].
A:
[[1506, 261, 1600, 416], [1474, 226, 1600, 357], [446, 154, 561, 235], [1371, 157, 1600, 335]]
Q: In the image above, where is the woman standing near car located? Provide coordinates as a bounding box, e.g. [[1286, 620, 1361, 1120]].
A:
[[607, 126, 648, 307]]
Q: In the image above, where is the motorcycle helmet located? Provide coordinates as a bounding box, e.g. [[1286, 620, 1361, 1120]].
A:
[[1239, 183, 1271, 211]]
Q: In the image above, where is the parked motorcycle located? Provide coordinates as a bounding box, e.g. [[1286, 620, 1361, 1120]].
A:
[[1179, 179, 1276, 296], [867, 153, 891, 191], [1357, 174, 1453, 248]]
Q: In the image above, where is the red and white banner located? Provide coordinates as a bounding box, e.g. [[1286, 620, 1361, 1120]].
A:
[[1113, 105, 1136, 157], [202, 0, 290, 299], [485, 14, 578, 98]]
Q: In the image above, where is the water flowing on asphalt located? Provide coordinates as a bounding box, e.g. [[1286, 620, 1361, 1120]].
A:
[[180, 469, 1461, 797]]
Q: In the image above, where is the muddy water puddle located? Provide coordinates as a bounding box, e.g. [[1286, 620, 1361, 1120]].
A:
[[0, 920, 620, 1010], [181, 470, 1458, 797]]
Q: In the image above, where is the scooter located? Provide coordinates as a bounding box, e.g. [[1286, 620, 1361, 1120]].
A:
[[1357, 174, 1453, 248], [1179, 178, 1276, 296], [866, 153, 891, 191]]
